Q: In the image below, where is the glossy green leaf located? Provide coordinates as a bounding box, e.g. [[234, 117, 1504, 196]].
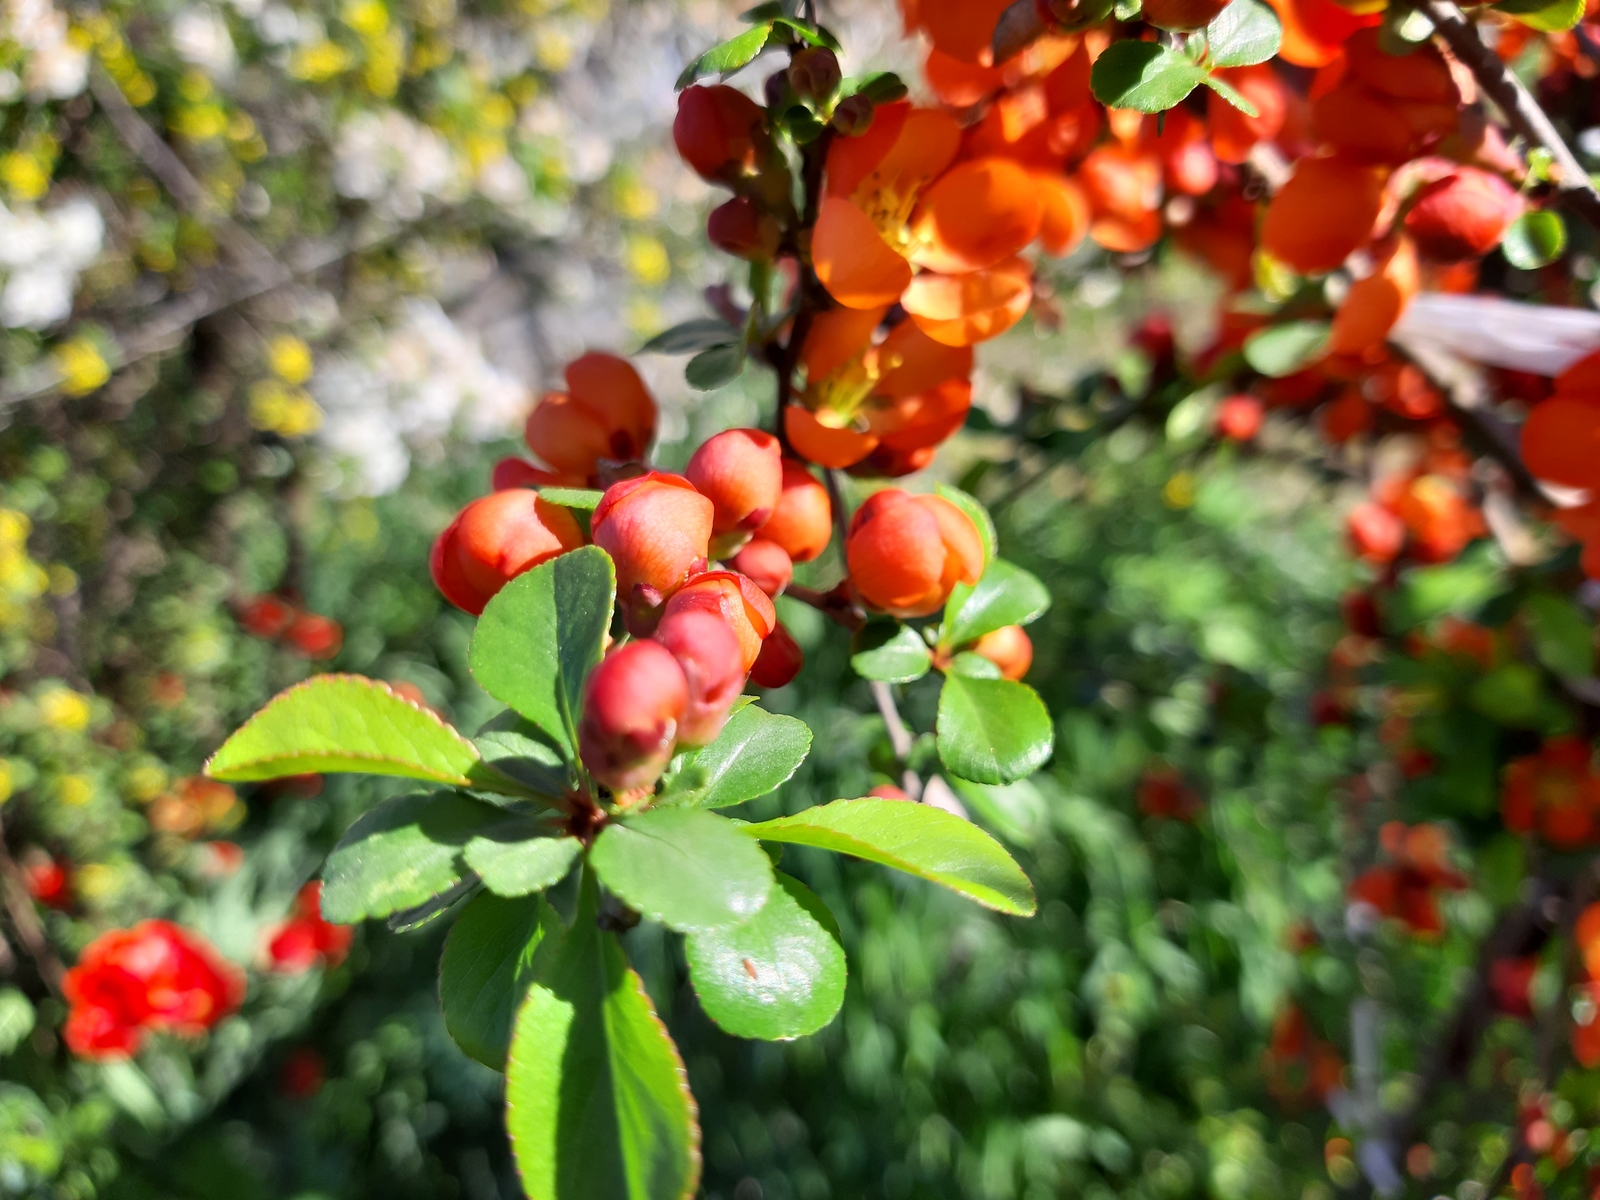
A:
[[1090, 41, 1206, 113], [847, 71, 908, 103], [440, 891, 564, 1069], [1523, 593, 1596, 678], [1199, 72, 1259, 116], [936, 675, 1054, 785], [745, 798, 1035, 915], [684, 343, 746, 391], [685, 873, 845, 1041], [474, 713, 574, 798], [465, 815, 584, 897], [947, 651, 1003, 679], [1503, 210, 1567, 269], [205, 674, 481, 786], [676, 23, 773, 90], [1204, 0, 1281, 66], [935, 483, 996, 568], [506, 873, 700, 1200], [851, 623, 932, 683], [654, 704, 811, 810], [469, 547, 615, 758], [772, 16, 841, 50], [1495, 0, 1584, 32], [321, 792, 503, 923], [637, 318, 739, 355], [941, 558, 1051, 650], [1243, 321, 1330, 378], [538, 488, 603, 511], [590, 808, 774, 932]]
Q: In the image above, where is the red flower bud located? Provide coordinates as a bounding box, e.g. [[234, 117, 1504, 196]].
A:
[[286, 613, 343, 660], [1404, 169, 1521, 262], [756, 459, 832, 562], [971, 624, 1033, 680], [674, 84, 768, 184], [686, 428, 784, 537], [523, 353, 657, 481], [592, 472, 715, 615], [750, 619, 803, 689], [660, 570, 776, 672], [787, 46, 842, 100], [654, 609, 745, 745], [707, 196, 782, 261], [1216, 394, 1264, 441], [868, 783, 911, 801], [846, 490, 984, 618], [237, 595, 296, 639], [578, 640, 689, 791], [1347, 501, 1405, 564], [431, 490, 587, 615], [729, 538, 793, 597], [831, 94, 875, 137]]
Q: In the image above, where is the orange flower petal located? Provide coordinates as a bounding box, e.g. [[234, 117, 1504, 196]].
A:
[[1267, 0, 1379, 67], [1328, 236, 1419, 355], [784, 405, 879, 468], [909, 157, 1044, 274], [1035, 174, 1090, 256], [813, 195, 914, 309], [1261, 154, 1387, 274], [902, 258, 1033, 347], [874, 320, 973, 399], [802, 305, 888, 383]]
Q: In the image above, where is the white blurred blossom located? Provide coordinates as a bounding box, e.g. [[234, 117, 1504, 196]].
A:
[[170, 6, 236, 77], [313, 300, 530, 496], [333, 111, 466, 221], [0, 196, 104, 329], [4, 0, 88, 99]]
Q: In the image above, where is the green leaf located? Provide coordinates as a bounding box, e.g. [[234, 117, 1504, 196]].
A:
[[1089, 41, 1207, 113], [637, 318, 739, 355], [1470, 663, 1548, 727], [772, 16, 842, 50], [936, 675, 1054, 785], [676, 22, 773, 90], [739, 1, 786, 21], [1243, 321, 1330, 377], [935, 483, 996, 568], [947, 777, 1051, 847], [0, 989, 35, 1057], [654, 704, 811, 810], [1396, 553, 1505, 626], [941, 558, 1051, 650], [322, 792, 503, 923], [465, 816, 584, 897], [1204, 0, 1281, 66], [1495, 0, 1584, 32], [440, 891, 564, 1069], [685, 343, 746, 391], [506, 872, 700, 1200], [947, 651, 1003, 679], [847, 71, 908, 103], [744, 798, 1036, 916], [474, 713, 574, 798], [1503, 210, 1567, 269], [1199, 72, 1259, 116], [538, 487, 603, 511], [685, 873, 845, 1041], [1523, 593, 1596, 677], [851, 623, 932, 683], [469, 547, 615, 759], [590, 808, 774, 932], [205, 674, 481, 787]]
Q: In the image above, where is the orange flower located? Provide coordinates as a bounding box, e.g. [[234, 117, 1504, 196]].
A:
[[1266, 0, 1381, 68], [813, 102, 1039, 344], [1207, 65, 1290, 163], [1329, 235, 1419, 356], [1502, 738, 1600, 849], [1077, 144, 1163, 253], [1261, 154, 1387, 274], [523, 352, 657, 481]]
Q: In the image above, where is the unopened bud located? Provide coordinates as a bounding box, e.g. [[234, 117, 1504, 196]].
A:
[[686, 428, 784, 538], [592, 472, 714, 623], [706, 197, 781, 262], [729, 538, 793, 598], [749, 619, 803, 689], [846, 489, 984, 618], [431, 490, 586, 615], [654, 609, 745, 746], [661, 570, 775, 672], [830, 94, 875, 137], [970, 625, 1033, 680], [578, 640, 689, 792], [787, 47, 841, 101]]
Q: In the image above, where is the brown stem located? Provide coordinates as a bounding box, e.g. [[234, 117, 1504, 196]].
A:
[[0, 818, 64, 993], [1418, 0, 1600, 230], [785, 582, 866, 631]]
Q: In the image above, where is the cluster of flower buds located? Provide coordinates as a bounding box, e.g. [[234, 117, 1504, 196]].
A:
[[430, 344, 993, 798], [1348, 820, 1467, 935], [1501, 736, 1600, 848], [62, 920, 243, 1059], [675, 82, 794, 262], [236, 594, 344, 659]]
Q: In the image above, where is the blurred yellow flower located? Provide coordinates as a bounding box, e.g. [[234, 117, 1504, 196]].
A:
[[267, 335, 314, 384], [290, 40, 352, 82], [75, 863, 117, 899], [344, 0, 390, 36], [625, 235, 670, 286], [0, 510, 30, 548], [614, 178, 659, 221], [39, 688, 92, 731], [178, 69, 212, 102], [58, 774, 94, 806], [0, 152, 51, 202], [249, 380, 324, 437], [124, 763, 168, 803], [172, 103, 229, 142], [53, 339, 112, 396], [1163, 472, 1197, 509], [0, 761, 11, 805]]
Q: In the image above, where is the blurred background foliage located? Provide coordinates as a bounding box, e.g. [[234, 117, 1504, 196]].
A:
[[2, 0, 1596, 1198]]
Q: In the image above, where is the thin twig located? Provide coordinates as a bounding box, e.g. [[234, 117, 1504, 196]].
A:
[[870, 681, 923, 799], [1418, 0, 1600, 230]]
